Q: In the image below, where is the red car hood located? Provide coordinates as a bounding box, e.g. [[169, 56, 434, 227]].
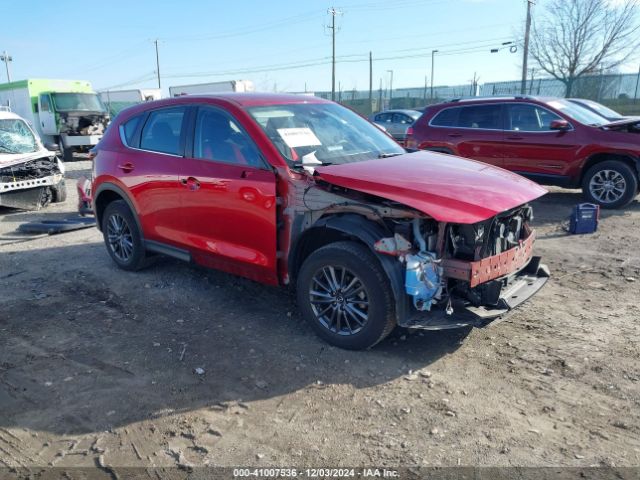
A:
[[315, 151, 547, 224]]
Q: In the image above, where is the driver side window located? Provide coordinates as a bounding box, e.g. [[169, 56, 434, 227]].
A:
[[193, 107, 264, 168]]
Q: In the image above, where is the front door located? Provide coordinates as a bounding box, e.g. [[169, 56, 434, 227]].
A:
[[502, 103, 581, 181], [38, 94, 56, 136], [180, 106, 278, 285]]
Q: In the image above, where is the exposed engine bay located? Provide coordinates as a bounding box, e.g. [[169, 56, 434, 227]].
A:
[[372, 203, 547, 327], [0, 155, 65, 210], [59, 112, 108, 137], [285, 176, 549, 330]]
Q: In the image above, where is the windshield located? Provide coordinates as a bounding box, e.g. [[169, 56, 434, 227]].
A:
[[0, 119, 38, 154], [247, 103, 404, 167], [52, 93, 106, 112], [545, 99, 609, 126], [571, 99, 624, 121]]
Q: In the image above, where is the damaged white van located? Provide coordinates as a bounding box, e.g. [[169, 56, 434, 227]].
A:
[[0, 109, 66, 210]]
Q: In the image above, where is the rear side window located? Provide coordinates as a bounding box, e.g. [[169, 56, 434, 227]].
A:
[[122, 114, 143, 147], [140, 107, 186, 155], [430, 107, 460, 127], [375, 113, 392, 123], [458, 105, 502, 129]]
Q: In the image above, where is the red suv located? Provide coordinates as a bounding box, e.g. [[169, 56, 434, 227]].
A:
[[92, 93, 549, 349], [406, 96, 640, 209]]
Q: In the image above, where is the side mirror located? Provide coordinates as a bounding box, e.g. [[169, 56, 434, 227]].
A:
[[550, 119, 571, 131], [45, 142, 60, 152]]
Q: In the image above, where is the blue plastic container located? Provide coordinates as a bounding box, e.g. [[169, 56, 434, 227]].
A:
[[569, 203, 599, 234]]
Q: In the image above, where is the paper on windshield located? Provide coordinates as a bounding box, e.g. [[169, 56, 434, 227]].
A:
[[277, 127, 322, 148]]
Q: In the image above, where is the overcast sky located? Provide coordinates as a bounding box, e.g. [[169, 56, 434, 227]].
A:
[[1, 0, 638, 94]]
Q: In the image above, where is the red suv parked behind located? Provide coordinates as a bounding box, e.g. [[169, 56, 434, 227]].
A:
[[406, 96, 640, 208], [92, 94, 549, 350]]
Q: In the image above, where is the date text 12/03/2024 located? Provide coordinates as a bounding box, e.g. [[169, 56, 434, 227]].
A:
[[232, 468, 399, 478]]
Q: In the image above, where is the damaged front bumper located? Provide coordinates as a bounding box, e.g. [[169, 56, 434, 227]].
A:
[[400, 257, 550, 330], [0, 156, 65, 210]]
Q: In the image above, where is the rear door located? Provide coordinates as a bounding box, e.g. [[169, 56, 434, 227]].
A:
[[179, 105, 278, 284], [124, 106, 188, 246], [433, 104, 505, 167], [502, 103, 581, 180]]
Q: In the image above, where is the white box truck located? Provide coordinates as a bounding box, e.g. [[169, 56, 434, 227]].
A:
[[0, 79, 110, 161], [169, 80, 254, 97], [99, 88, 162, 117]]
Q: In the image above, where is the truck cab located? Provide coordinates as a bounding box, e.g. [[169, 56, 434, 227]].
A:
[[0, 79, 110, 161]]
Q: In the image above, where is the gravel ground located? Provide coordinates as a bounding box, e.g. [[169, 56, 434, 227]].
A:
[[0, 160, 639, 471]]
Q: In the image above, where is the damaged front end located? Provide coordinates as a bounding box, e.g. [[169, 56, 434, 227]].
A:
[[374, 205, 549, 329], [0, 155, 65, 210]]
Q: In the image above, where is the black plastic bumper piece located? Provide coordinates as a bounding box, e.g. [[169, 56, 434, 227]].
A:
[[400, 261, 550, 331]]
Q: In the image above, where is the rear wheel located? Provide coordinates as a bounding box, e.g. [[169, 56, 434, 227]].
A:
[[582, 160, 638, 209], [101, 200, 147, 271], [296, 241, 396, 350]]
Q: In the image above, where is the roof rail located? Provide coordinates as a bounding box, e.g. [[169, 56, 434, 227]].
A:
[[0, 105, 11, 112], [449, 95, 540, 103]]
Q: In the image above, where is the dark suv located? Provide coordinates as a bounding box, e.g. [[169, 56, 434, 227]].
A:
[[406, 96, 640, 208]]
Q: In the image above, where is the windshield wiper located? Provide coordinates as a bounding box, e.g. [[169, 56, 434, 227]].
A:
[[378, 152, 403, 158], [292, 161, 334, 168]]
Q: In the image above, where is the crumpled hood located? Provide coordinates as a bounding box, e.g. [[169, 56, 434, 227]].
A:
[[601, 117, 640, 129], [0, 149, 59, 169], [315, 151, 547, 224]]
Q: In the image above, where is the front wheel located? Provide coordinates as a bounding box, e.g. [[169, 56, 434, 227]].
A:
[[296, 241, 396, 350], [582, 160, 638, 209], [101, 200, 147, 271]]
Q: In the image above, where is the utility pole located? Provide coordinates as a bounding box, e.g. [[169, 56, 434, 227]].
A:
[[430, 50, 438, 100], [327, 7, 342, 101], [387, 69, 394, 104], [0, 51, 13, 83], [153, 39, 161, 88], [521, 0, 534, 94], [368, 51, 373, 113], [423, 75, 428, 101]]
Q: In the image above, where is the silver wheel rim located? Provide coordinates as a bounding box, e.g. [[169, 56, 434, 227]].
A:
[[107, 214, 134, 262], [309, 266, 369, 336], [589, 169, 626, 204]]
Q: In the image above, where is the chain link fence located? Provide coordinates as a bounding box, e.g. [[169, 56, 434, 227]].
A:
[[314, 71, 640, 116]]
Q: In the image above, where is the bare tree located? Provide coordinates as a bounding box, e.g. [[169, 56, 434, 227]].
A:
[[530, 0, 640, 96]]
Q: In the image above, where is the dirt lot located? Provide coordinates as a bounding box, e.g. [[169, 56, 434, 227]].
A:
[[0, 160, 639, 471]]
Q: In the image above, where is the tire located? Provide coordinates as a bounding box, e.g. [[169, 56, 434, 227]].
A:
[[296, 241, 396, 350], [101, 200, 147, 271], [52, 180, 67, 203], [582, 160, 638, 209]]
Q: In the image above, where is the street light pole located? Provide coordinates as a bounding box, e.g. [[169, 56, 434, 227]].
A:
[[0, 51, 13, 83], [430, 50, 438, 100], [387, 69, 393, 105]]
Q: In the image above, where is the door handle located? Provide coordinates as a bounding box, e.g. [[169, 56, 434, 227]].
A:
[[180, 176, 201, 191], [506, 135, 523, 140], [117, 162, 135, 172], [448, 133, 463, 138]]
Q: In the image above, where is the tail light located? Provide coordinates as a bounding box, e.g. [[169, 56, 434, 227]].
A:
[[405, 126, 415, 148]]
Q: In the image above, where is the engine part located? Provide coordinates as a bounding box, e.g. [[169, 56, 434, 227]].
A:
[[405, 252, 443, 311]]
